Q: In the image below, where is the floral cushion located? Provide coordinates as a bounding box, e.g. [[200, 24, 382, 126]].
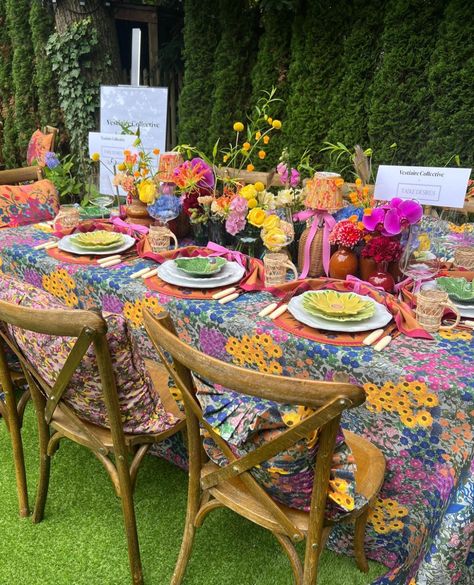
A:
[[0, 275, 177, 435], [26, 130, 54, 166], [0, 180, 59, 229]]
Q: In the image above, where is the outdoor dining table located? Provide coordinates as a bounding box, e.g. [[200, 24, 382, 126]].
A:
[[0, 222, 472, 585]]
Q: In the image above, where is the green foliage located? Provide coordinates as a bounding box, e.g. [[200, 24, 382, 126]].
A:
[[0, 0, 18, 167], [250, 2, 294, 168], [177, 0, 220, 151], [46, 18, 111, 179], [422, 0, 474, 168], [6, 0, 36, 158], [208, 0, 259, 153], [367, 0, 445, 165], [29, 0, 60, 129], [43, 153, 82, 203], [325, 0, 385, 150]]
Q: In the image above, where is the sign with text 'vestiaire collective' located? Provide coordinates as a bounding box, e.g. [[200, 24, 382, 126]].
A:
[[374, 165, 472, 208], [100, 85, 168, 154]]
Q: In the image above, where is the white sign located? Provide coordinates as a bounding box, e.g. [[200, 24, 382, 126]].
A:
[[374, 165, 471, 208], [100, 85, 168, 154], [88, 132, 139, 196]]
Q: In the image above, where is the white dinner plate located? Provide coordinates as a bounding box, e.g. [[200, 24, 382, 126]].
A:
[[288, 292, 392, 332], [166, 259, 233, 283], [58, 234, 135, 256], [456, 304, 474, 318], [157, 260, 245, 289]]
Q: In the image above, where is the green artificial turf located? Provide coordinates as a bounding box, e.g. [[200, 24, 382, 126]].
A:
[[0, 407, 386, 585]]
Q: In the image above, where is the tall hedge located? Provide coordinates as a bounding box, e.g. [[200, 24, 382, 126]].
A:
[[177, 0, 220, 151], [285, 1, 351, 165], [367, 0, 444, 165], [29, 0, 59, 129], [6, 0, 36, 159], [208, 0, 258, 152], [423, 0, 474, 167], [325, 0, 385, 150], [250, 2, 294, 168]]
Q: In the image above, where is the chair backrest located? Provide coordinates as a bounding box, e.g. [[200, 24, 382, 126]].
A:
[[143, 309, 365, 540], [0, 166, 43, 186], [43, 126, 58, 153], [0, 300, 128, 457]]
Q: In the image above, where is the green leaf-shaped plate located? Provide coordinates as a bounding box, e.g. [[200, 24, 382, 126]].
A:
[[436, 277, 474, 302], [174, 257, 227, 277]]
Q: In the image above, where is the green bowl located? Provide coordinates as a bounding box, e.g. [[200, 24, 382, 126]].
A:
[[436, 277, 474, 302], [174, 257, 227, 277]]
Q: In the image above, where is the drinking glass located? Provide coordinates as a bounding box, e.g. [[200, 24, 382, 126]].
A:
[[400, 223, 441, 289], [274, 207, 295, 247]]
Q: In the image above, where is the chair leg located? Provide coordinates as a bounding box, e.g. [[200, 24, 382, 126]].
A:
[[116, 458, 144, 585], [274, 533, 303, 585], [4, 390, 29, 517], [32, 411, 51, 524], [354, 508, 370, 573]]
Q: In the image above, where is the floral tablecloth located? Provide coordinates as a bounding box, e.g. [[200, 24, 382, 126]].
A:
[[0, 223, 472, 585]]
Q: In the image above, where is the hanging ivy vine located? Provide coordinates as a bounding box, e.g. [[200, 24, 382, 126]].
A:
[[46, 17, 111, 174]]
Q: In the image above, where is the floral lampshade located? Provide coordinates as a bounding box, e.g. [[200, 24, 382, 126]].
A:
[[157, 152, 184, 183], [304, 172, 344, 212]]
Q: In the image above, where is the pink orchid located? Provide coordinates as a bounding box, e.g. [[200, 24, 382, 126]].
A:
[[363, 198, 423, 235]]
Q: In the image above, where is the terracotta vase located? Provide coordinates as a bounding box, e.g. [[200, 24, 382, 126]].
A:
[[125, 195, 152, 227], [329, 246, 358, 280], [359, 256, 378, 282]]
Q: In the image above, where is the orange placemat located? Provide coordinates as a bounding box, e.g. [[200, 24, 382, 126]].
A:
[[47, 247, 99, 265]]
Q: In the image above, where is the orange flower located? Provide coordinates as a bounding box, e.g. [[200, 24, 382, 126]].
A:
[[134, 171, 140, 178], [263, 135, 270, 144], [153, 148, 160, 155], [247, 164, 255, 172], [258, 150, 266, 160]]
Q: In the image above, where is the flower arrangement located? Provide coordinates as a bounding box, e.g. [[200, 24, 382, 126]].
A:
[[261, 214, 288, 252], [348, 178, 375, 209], [111, 142, 161, 204], [43, 152, 82, 203], [362, 197, 423, 236], [361, 235, 404, 264], [329, 219, 364, 249]]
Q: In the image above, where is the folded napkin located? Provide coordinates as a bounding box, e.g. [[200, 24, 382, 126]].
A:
[[268, 277, 433, 340], [53, 218, 148, 241], [136, 240, 266, 289]]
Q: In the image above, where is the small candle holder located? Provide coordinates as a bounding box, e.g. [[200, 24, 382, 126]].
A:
[[53, 204, 81, 231], [263, 252, 298, 287], [454, 246, 474, 270]]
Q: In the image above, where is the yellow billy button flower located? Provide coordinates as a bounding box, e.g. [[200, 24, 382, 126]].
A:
[[223, 154, 229, 163], [247, 198, 258, 209], [247, 163, 255, 172], [263, 135, 270, 144], [255, 131, 262, 140], [258, 150, 266, 160], [117, 163, 126, 171], [247, 207, 266, 227], [242, 142, 251, 151], [267, 117, 273, 125], [138, 179, 156, 204], [240, 184, 257, 200], [254, 181, 265, 192], [91, 152, 100, 162], [271, 119, 282, 130], [355, 177, 363, 187], [233, 121, 244, 132]]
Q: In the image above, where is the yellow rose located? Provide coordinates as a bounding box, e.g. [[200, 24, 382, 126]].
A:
[[240, 184, 257, 200], [247, 207, 266, 227], [233, 121, 244, 132], [247, 198, 258, 209], [242, 142, 251, 151], [262, 214, 281, 231], [138, 179, 156, 204], [91, 152, 100, 162], [262, 227, 286, 251], [254, 181, 265, 192], [272, 119, 282, 130]]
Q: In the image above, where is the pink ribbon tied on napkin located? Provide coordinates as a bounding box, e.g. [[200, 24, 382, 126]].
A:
[[206, 241, 246, 268], [293, 209, 336, 278], [394, 275, 434, 294], [345, 274, 385, 294], [111, 216, 149, 238]]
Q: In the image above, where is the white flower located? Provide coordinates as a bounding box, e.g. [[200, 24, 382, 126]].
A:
[[198, 195, 213, 207], [258, 190, 276, 210], [276, 188, 294, 207]]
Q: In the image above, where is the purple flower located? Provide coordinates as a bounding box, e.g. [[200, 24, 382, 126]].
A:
[[229, 196, 248, 214], [191, 157, 215, 191], [290, 168, 300, 187], [45, 151, 60, 169], [23, 268, 43, 288], [363, 198, 423, 235], [199, 327, 227, 359], [277, 162, 288, 183], [225, 212, 246, 235]]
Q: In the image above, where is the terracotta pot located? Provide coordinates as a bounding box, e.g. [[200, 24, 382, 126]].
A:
[[329, 246, 358, 280], [359, 256, 378, 282], [368, 270, 395, 293], [125, 196, 152, 227]]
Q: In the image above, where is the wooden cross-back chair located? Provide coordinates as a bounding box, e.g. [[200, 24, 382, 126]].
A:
[[143, 310, 386, 585], [0, 300, 186, 585]]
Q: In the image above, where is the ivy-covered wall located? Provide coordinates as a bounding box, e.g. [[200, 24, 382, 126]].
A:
[[178, 0, 474, 172]]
